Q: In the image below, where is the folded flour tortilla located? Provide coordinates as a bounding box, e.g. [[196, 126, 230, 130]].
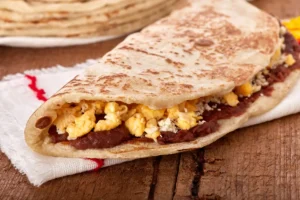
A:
[[25, 0, 300, 159]]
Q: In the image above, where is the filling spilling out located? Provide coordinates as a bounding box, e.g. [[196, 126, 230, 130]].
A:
[[49, 28, 300, 150]]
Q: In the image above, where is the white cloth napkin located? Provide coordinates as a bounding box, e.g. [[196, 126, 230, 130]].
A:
[[0, 59, 299, 186], [0, 35, 122, 48]]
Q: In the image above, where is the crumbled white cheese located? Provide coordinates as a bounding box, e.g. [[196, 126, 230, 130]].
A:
[[212, 104, 218, 109], [204, 103, 213, 111], [252, 85, 262, 93], [198, 120, 206, 125], [196, 102, 204, 115], [253, 72, 269, 87], [209, 97, 221, 104], [158, 118, 178, 132]]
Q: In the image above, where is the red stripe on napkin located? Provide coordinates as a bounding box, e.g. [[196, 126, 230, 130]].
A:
[[25, 74, 105, 171], [86, 158, 105, 171], [25, 74, 47, 102]]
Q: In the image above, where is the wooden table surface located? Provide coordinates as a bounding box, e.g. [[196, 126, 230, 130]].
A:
[[1, 0, 300, 199]]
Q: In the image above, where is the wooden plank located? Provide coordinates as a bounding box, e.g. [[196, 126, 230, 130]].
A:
[[0, 150, 156, 200], [252, 0, 300, 19], [198, 114, 300, 199], [173, 150, 204, 200], [0, 37, 124, 77], [153, 155, 180, 200]]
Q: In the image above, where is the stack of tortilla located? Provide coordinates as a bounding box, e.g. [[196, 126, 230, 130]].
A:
[[0, 0, 176, 37]]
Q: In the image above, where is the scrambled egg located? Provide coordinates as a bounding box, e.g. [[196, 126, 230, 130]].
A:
[[176, 112, 198, 130], [125, 113, 146, 137], [144, 119, 160, 141], [53, 105, 81, 134], [93, 101, 106, 114], [95, 102, 123, 131], [54, 99, 203, 141], [67, 109, 96, 140], [136, 105, 165, 120], [95, 113, 121, 132]]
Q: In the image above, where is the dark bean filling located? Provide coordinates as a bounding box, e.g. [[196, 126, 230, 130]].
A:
[[49, 31, 300, 149]]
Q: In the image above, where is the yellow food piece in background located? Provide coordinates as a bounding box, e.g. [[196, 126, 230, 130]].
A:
[[125, 113, 146, 137], [285, 54, 296, 66], [289, 30, 300, 40], [223, 92, 239, 106], [283, 17, 300, 29], [94, 113, 122, 132], [136, 105, 165, 120], [283, 17, 300, 40], [66, 109, 96, 140]]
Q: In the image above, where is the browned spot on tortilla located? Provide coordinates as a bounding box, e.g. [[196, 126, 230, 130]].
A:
[[165, 58, 184, 68], [106, 59, 132, 70], [97, 73, 128, 82], [52, 92, 67, 97], [35, 116, 52, 129], [161, 70, 173, 74], [180, 84, 194, 89], [100, 88, 109, 94], [195, 39, 214, 46], [120, 46, 165, 59], [3, 18, 13, 22], [225, 23, 242, 35], [144, 69, 159, 75], [122, 83, 130, 91], [183, 49, 193, 54]]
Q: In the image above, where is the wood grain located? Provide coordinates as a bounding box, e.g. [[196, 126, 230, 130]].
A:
[[0, 0, 300, 199], [199, 114, 300, 200], [0, 37, 124, 77]]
